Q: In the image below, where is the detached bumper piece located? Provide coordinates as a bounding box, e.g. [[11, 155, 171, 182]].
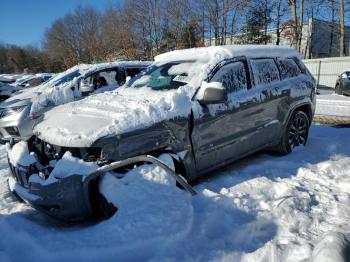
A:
[[8, 155, 196, 222], [8, 169, 95, 222]]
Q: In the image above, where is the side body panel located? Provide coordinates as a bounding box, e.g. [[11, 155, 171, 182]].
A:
[[189, 56, 316, 179]]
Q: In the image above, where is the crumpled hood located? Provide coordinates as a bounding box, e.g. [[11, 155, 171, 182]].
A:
[[34, 86, 195, 147]]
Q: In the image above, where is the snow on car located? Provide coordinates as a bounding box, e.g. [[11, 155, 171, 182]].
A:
[[0, 61, 151, 142], [1, 125, 350, 261], [0, 73, 54, 102]]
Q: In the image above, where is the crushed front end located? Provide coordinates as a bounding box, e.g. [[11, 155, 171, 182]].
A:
[[6, 138, 107, 222], [6, 136, 195, 222]]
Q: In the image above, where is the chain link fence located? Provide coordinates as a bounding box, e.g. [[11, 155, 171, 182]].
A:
[[303, 56, 350, 88]]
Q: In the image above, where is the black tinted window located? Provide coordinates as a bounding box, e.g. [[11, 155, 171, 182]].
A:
[[126, 68, 143, 78], [211, 61, 247, 93], [278, 58, 301, 79], [250, 59, 280, 85]]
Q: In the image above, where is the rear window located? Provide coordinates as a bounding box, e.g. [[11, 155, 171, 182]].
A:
[[250, 59, 280, 86], [278, 58, 301, 79]]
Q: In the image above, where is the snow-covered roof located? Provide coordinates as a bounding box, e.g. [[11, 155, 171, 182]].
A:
[[48, 61, 151, 85], [155, 45, 301, 63]]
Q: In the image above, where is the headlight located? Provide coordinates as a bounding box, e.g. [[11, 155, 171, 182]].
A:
[[0, 106, 27, 119]]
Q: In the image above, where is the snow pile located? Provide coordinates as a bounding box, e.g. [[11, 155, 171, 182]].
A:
[[34, 85, 196, 147], [27, 151, 99, 186], [1, 125, 350, 261], [310, 232, 350, 262], [7, 141, 36, 167], [50, 151, 98, 179]]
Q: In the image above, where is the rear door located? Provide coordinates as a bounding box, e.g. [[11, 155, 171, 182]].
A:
[[248, 58, 284, 143]]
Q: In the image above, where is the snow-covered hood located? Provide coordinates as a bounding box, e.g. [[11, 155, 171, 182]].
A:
[[34, 86, 195, 147]]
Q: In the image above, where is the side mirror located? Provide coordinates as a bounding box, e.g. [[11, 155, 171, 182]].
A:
[[125, 76, 131, 83], [196, 81, 227, 105]]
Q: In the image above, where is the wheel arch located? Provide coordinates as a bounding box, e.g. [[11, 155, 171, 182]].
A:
[[294, 103, 312, 123]]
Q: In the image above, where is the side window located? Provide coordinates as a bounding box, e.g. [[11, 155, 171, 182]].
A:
[[250, 59, 280, 86], [210, 61, 248, 93], [99, 69, 118, 86], [82, 69, 117, 90], [278, 58, 301, 79]]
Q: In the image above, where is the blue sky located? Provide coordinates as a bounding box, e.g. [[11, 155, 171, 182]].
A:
[[0, 0, 120, 47]]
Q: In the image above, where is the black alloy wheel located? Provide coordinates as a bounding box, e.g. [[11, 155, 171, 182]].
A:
[[277, 110, 310, 155], [287, 112, 309, 150]]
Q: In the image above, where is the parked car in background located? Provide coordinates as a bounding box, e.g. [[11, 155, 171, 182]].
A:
[[14, 74, 53, 89], [0, 74, 20, 84], [0, 61, 150, 143], [6, 45, 316, 222], [0, 83, 17, 101], [335, 71, 350, 96], [0, 74, 54, 102]]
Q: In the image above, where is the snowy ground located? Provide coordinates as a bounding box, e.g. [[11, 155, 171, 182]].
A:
[[316, 94, 350, 121], [0, 124, 350, 262]]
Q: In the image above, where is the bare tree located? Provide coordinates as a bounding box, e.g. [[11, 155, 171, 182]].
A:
[[274, 0, 288, 45], [44, 6, 102, 67], [328, 0, 336, 56], [339, 0, 345, 56], [289, 0, 299, 49], [298, 0, 304, 51]]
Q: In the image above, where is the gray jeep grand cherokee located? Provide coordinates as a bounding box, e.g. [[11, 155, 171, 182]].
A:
[[7, 45, 316, 222]]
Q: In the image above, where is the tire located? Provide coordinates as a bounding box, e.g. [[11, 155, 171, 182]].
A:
[[335, 83, 343, 95], [277, 111, 310, 155]]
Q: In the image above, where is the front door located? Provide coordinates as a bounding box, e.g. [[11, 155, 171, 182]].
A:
[[191, 58, 264, 174]]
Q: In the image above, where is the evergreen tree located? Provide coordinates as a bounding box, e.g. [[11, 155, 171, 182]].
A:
[[238, 2, 272, 44], [179, 20, 202, 49]]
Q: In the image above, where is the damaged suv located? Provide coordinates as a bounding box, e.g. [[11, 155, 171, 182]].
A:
[[7, 45, 316, 221]]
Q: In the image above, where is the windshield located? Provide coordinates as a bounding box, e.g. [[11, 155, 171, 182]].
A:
[[53, 70, 81, 87], [127, 61, 202, 90]]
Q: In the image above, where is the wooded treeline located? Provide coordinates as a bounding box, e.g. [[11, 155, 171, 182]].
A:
[[0, 0, 349, 73]]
